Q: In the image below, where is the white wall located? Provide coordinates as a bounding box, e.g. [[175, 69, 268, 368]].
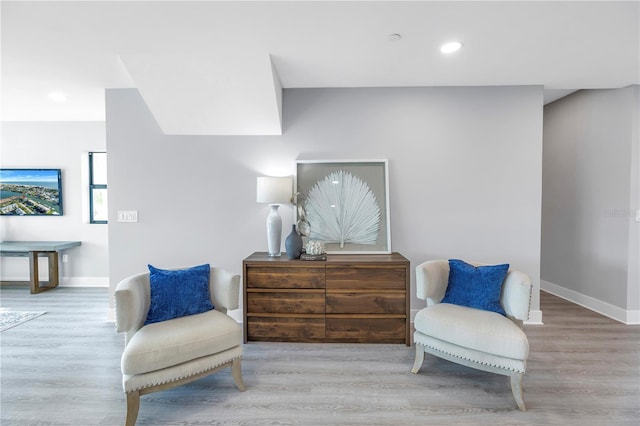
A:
[[629, 86, 640, 316], [0, 122, 109, 285], [106, 86, 544, 322], [541, 86, 640, 324]]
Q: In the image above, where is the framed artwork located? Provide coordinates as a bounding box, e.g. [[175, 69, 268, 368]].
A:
[[295, 159, 390, 254]]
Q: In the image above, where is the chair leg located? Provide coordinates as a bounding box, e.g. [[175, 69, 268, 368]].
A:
[[125, 391, 141, 426], [411, 344, 425, 374], [510, 373, 526, 411], [231, 358, 246, 391]]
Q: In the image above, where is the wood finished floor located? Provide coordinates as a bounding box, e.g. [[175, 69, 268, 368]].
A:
[[1, 287, 638, 425]]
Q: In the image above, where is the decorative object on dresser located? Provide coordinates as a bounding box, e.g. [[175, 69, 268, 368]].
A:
[[300, 239, 326, 260], [284, 224, 303, 259], [243, 252, 410, 345], [295, 203, 310, 239], [295, 160, 391, 254], [256, 176, 293, 257], [411, 259, 532, 411]]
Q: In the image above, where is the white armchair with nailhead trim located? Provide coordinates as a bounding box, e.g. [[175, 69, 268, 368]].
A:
[[411, 260, 532, 411], [115, 267, 245, 425]]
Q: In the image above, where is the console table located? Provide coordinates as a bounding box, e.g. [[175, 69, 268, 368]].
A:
[[0, 241, 81, 294], [243, 252, 410, 345]]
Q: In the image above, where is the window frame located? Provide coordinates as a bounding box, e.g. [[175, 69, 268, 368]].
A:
[[89, 151, 108, 224]]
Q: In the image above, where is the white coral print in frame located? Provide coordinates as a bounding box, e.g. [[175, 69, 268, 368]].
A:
[[295, 160, 391, 254]]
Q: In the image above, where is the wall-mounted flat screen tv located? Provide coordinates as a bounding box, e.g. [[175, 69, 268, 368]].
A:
[[0, 169, 64, 216]]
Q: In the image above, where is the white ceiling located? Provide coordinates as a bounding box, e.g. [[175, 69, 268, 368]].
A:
[[1, 1, 638, 135]]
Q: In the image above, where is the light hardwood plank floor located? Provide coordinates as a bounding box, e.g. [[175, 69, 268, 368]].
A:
[[1, 287, 638, 425]]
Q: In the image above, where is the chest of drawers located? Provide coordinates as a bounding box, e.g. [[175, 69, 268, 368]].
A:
[[242, 252, 410, 345]]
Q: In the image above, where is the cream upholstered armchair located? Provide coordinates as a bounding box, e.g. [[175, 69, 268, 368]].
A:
[[115, 266, 245, 426], [411, 260, 532, 411]]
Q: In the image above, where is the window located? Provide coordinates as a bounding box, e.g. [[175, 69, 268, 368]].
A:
[[89, 152, 108, 223]]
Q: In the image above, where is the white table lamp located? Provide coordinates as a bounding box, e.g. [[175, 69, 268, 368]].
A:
[[257, 176, 293, 257]]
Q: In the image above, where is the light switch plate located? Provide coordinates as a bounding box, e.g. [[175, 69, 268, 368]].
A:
[[117, 210, 138, 222]]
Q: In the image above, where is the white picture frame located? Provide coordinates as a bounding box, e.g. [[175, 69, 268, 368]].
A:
[[295, 159, 391, 254]]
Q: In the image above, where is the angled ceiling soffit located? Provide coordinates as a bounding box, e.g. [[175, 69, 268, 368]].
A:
[[119, 53, 282, 135]]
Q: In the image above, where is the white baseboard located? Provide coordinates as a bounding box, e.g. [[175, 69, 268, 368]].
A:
[[61, 277, 109, 287], [1, 276, 109, 287], [541, 280, 639, 325]]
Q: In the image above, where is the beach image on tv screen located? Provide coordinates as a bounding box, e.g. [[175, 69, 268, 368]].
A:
[[0, 169, 62, 215]]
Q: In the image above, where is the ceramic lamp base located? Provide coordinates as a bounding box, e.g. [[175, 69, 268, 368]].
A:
[[266, 204, 282, 257]]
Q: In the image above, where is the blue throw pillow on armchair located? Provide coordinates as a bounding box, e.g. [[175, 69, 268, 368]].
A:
[[441, 259, 509, 316], [144, 263, 214, 325]]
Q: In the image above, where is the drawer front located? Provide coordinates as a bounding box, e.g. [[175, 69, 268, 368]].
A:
[[246, 266, 325, 289], [247, 316, 325, 341], [325, 292, 405, 314], [247, 290, 325, 314], [325, 316, 406, 343], [325, 266, 405, 291]]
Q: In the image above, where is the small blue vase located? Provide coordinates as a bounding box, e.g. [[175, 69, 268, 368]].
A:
[[285, 225, 303, 259]]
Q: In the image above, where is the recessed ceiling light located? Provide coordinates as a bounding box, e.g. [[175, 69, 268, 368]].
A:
[[48, 92, 68, 103], [387, 33, 402, 42], [440, 41, 463, 54]]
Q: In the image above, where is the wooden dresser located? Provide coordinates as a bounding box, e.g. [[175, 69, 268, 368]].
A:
[[242, 252, 410, 345]]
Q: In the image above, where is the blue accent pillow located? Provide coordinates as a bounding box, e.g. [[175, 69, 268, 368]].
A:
[[144, 263, 214, 325], [441, 259, 509, 316]]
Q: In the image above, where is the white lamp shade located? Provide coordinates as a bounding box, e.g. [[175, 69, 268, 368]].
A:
[[256, 176, 292, 204]]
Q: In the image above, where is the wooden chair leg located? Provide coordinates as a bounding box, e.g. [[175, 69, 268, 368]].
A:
[[231, 358, 246, 391], [125, 391, 141, 426], [411, 344, 425, 374], [510, 373, 526, 411]]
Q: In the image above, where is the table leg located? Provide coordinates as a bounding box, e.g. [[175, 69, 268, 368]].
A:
[[28, 251, 59, 294], [28, 251, 39, 294], [48, 252, 59, 288]]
